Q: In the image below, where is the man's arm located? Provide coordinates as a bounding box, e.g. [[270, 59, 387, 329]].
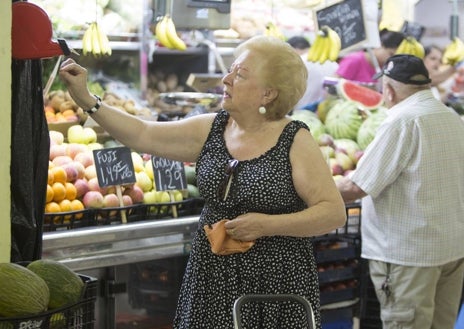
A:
[[336, 176, 367, 203]]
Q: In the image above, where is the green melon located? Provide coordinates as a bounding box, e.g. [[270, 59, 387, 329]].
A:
[[324, 100, 363, 141], [27, 260, 84, 310], [357, 108, 388, 150], [290, 110, 327, 141], [337, 79, 383, 109], [0, 263, 49, 317]]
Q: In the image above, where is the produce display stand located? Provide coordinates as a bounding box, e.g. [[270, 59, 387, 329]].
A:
[[0, 274, 98, 329]]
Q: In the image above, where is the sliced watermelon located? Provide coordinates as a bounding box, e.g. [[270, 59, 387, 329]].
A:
[[337, 79, 384, 109]]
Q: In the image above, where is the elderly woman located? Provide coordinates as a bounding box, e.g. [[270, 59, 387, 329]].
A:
[[59, 35, 346, 329]]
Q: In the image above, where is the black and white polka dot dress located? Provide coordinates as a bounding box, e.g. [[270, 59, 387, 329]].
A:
[[173, 110, 321, 329]]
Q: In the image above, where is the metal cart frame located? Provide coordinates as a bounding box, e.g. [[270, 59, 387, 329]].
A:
[[233, 294, 315, 329]]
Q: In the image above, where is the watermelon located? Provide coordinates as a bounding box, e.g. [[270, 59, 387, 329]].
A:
[[357, 108, 388, 150], [27, 259, 84, 309], [337, 79, 383, 109], [291, 110, 327, 140], [0, 263, 49, 317], [324, 100, 363, 141]]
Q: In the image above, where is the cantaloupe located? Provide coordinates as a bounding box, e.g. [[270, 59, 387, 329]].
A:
[[0, 263, 49, 317], [27, 259, 84, 309]]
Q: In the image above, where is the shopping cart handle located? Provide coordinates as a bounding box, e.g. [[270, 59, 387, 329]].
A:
[[232, 294, 315, 329]]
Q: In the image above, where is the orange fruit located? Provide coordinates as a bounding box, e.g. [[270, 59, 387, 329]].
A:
[[45, 201, 60, 213], [50, 166, 67, 184], [52, 182, 66, 202], [46, 184, 54, 203], [59, 199, 73, 223], [70, 199, 85, 219], [47, 169, 54, 185], [64, 182, 77, 201], [62, 109, 76, 118]]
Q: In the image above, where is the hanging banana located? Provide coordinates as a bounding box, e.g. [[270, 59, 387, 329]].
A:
[[306, 26, 340, 64], [443, 37, 464, 66], [395, 36, 424, 59], [155, 15, 187, 51], [81, 22, 112, 58], [265, 21, 286, 41]]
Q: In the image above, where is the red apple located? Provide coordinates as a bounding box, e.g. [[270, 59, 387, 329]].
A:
[[62, 163, 79, 182], [83, 191, 104, 208], [74, 151, 94, 168], [74, 178, 89, 199], [123, 185, 144, 204], [52, 155, 73, 167], [103, 193, 121, 208], [329, 158, 344, 176], [66, 143, 88, 159], [49, 144, 68, 161], [84, 164, 97, 180], [122, 195, 133, 206]]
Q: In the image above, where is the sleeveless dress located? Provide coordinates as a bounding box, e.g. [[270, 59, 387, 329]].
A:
[[173, 110, 321, 329]]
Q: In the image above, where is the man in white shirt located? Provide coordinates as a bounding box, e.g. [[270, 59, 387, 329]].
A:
[[336, 54, 464, 329]]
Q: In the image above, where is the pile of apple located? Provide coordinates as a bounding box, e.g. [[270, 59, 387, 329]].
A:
[[46, 124, 187, 223], [316, 133, 364, 181]]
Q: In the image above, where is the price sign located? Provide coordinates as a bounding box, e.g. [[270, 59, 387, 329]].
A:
[[151, 156, 187, 191], [315, 0, 367, 51], [93, 147, 136, 188]]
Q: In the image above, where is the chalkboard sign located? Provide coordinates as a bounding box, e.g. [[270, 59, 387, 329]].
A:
[[151, 156, 187, 191], [93, 147, 136, 188], [315, 0, 367, 51]]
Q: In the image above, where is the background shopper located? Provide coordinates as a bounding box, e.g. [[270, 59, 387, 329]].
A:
[[336, 54, 464, 329]]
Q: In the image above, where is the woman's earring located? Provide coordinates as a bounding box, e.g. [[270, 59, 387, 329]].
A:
[[258, 106, 266, 114]]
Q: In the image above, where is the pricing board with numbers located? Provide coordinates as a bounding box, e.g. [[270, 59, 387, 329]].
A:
[[93, 147, 136, 188], [315, 0, 367, 52], [151, 156, 187, 191]]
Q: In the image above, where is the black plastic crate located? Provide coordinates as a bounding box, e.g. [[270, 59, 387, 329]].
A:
[[44, 209, 95, 232], [144, 197, 204, 220], [318, 260, 360, 284], [0, 274, 97, 329], [320, 279, 359, 305], [314, 239, 359, 263], [93, 204, 147, 225]]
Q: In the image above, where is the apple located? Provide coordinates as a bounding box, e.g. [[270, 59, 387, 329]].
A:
[[85, 164, 97, 180], [83, 127, 98, 144], [131, 152, 145, 173], [74, 178, 89, 198], [66, 143, 88, 159], [52, 155, 73, 167], [135, 171, 154, 192], [353, 150, 364, 165], [83, 191, 104, 208], [329, 158, 344, 176], [122, 195, 133, 206], [67, 125, 85, 144], [74, 151, 94, 168], [103, 193, 121, 208], [62, 163, 79, 182], [123, 185, 144, 204], [317, 133, 335, 147], [87, 177, 108, 194], [49, 130, 64, 145], [87, 142, 103, 151], [335, 152, 354, 171], [319, 146, 335, 160], [143, 190, 157, 204], [49, 144, 68, 160], [144, 160, 154, 180]]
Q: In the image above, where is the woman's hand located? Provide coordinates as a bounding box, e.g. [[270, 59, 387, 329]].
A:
[[224, 213, 266, 241], [59, 58, 96, 111]]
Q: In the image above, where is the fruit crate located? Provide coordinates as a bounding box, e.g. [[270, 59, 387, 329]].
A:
[[93, 204, 147, 225], [0, 274, 98, 329], [144, 197, 204, 220], [43, 209, 95, 232], [329, 202, 361, 237]]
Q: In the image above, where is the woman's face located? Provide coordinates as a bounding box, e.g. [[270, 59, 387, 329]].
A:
[[424, 47, 443, 73], [221, 50, 267, 113]]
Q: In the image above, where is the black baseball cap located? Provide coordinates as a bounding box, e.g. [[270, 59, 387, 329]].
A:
[[373, 54, 432, 85]]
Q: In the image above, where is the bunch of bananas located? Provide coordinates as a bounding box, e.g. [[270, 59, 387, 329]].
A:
[[395, 36, 424, 59], [306, 26, 341, 64], [82, 22, 112, 57], [443, 37, 464, 66], [155, 15, 187, 51], [264, 22, 286, 41]]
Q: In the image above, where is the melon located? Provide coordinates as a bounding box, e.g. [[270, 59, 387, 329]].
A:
[[27, 259, 84, 309], [0, 263, 49, 317], [324, 100, 363, 141], [357, 108, 388, 150], [337, 79, 383, 109], [290, 110, 327, 140]]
